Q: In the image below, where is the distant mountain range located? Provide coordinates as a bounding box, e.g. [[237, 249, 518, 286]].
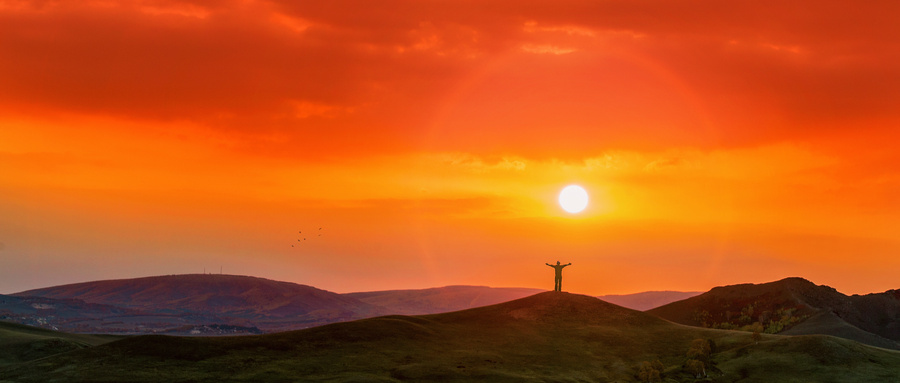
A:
[[648, 277, 900, 350], [597, 290, 702, 311], [345, 285, 546, 315], [5, 274, 899, 352], [4, 292, 899, 382], [9, 274, 387, 333], [3, 274, 693, 334]]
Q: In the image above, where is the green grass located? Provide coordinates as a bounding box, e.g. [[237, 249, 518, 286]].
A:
[[0, 321, 121, 367], [715, 335, 900, 382], [2, 293, 899, 382]]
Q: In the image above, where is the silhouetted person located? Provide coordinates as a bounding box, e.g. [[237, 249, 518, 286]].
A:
[[545, 261, 571, 292]]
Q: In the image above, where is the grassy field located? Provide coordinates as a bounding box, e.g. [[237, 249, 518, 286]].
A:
[[2, 292, 899, 382], [0, 321, 120, 367]]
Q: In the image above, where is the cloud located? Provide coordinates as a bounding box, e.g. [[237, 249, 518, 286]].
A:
[[1, 0, 898, 160], [521, 44, 576, 55], [433, 153, 528, 174], [4, 0, 900, 300], [643, 157, 683, 172]]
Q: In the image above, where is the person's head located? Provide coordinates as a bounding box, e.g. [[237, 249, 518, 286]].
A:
[[556, 261, 560, 265]]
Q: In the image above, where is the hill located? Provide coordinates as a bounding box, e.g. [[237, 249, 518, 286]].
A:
[[9, 277, 547, 334], [11, 276, 549, 334], [598, 290, 702, 311], [0, 321, 119, 367], [344, 285, 545, 315], [0, 293, 136, 331], [648, 277, 900, 350], [14, 274, 388, 332], [2, 292, 899, 382]]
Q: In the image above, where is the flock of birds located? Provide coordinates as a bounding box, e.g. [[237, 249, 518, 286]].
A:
[[292, 227, 323, 248]]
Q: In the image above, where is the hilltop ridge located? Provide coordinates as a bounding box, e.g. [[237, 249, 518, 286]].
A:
[[14, 274, 387, 332], [15, 274, 373, 317], [433, 291, 664, 326]]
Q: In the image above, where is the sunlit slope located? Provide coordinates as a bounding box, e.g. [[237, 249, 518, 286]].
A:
[[2, 292, 899, 382]]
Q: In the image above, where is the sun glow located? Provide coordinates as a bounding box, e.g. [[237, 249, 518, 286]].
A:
[[558, 185, 589, 213]]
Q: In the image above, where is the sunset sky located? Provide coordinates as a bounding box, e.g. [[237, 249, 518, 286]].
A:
[[2, 0, 899, 296]]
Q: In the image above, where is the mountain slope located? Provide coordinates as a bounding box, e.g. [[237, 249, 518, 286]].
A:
[[344, 285, 545, 315], [648, 277, 900, 350], [0, 293, 135, 331], [3, 292, 899, 382], [15, 274, 388, 331], [846, 289, 900, 340], [597, 290, 702, 311]]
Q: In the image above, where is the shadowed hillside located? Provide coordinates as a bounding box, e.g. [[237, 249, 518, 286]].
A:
[[0, 321, 119, 367], [3, 292, 899, 382], [15, 274, 388, 332], [345, 285, 545, 315], [648, 277, 900, 350], [841, 288, 900, 340]]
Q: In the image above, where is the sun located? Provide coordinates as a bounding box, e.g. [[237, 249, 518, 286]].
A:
[[558, 185, 589, 214]]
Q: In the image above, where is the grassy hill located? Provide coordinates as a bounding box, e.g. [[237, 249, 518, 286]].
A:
[[0, 321, 119, 367], [8, 278, 550, 334], [647, 277, 900, 350], [2, 292, 899, 382]]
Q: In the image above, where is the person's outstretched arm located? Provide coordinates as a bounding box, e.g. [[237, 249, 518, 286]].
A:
[[566, 263, 572, 266], [545, 263, 551, 266]]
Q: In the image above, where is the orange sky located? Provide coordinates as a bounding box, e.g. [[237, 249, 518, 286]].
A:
[[2, 0, 899, 296]]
